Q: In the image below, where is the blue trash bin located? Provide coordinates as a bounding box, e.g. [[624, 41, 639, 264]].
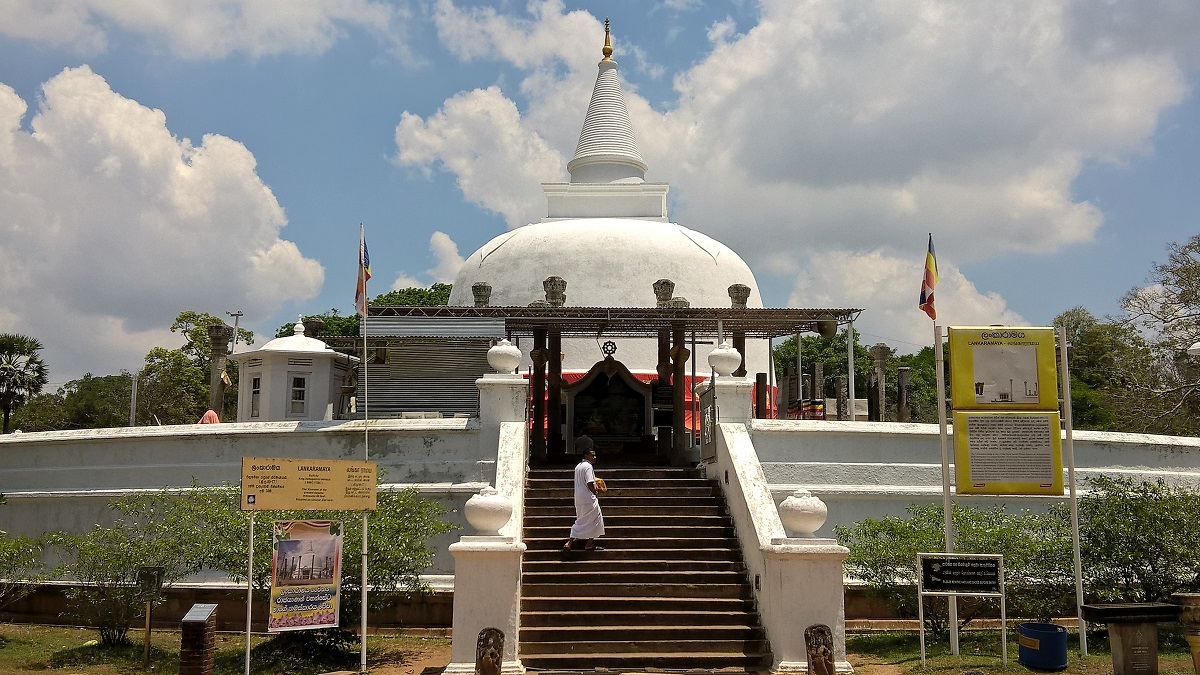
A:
[[1017, 622, 1068, 670]]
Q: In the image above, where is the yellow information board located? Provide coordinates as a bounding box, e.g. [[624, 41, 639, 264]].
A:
[[948, 327, 1059, 411], [953, 411, 1063, 495], [241, 457, 377, 511]]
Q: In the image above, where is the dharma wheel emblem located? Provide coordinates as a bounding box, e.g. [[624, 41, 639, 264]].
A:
[[602, 341, 618, 356]]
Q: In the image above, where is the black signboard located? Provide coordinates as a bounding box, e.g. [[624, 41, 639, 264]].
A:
[[921, 556, 1001, 593], [136, 566, 166, 599]]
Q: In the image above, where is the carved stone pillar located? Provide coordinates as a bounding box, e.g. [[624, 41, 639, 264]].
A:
[[653, 279, 675, 308], [207, 322, 235, 415], [897, 366, 912, 423], [472, 282, 492, 307], [543, 276, 566, 307], [835, 376, 848, 421], [870, 343, 892, 422], [727, 283, 751, 309]]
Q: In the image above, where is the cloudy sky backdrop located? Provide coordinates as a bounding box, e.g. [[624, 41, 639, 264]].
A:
[[2, 0, 1198, 383]]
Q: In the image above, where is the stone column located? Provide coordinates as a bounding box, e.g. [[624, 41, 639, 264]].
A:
[[472, 282, 492, 307], [530, 330, 547, 460], [728, 284, 750, 378], [543, 276, 566, 307], [547, 329, 563, 455], [870, 343, 892, 422], [207, 323, 235, 415], [897, 367, 912, 423], [671, 325, 689, 464], [477, 341, 528, 465]]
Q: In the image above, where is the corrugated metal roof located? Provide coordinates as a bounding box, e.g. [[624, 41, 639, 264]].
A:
[[363, 316, 506, 338]]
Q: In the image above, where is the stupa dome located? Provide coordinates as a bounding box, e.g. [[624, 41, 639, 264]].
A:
[[448, 218, 762, 309]]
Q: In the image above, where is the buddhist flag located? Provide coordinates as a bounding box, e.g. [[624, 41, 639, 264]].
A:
[[918, 233, 938, 320], [355, 224, 371, 317]]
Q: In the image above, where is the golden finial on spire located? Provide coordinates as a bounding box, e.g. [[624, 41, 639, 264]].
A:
[[602, 17, 613, 61]]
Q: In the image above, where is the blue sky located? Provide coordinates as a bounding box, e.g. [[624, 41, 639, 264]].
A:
[[1, 0, 1198, 383]]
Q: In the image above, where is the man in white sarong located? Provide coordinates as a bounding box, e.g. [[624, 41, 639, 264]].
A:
[[563, 437, 604, 552]]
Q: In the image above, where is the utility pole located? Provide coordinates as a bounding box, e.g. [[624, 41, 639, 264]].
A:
[[226, 310, 243, 349]]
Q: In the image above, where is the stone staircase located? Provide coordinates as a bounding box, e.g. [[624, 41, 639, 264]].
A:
[[520, 466, 772, 672]]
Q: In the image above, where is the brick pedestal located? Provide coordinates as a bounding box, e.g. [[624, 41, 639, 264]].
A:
[[180, 603, 218, 675]]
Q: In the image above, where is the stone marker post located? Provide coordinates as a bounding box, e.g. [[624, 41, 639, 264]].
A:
[[870, 343, 892, 421], [897, 366, 912, 422]]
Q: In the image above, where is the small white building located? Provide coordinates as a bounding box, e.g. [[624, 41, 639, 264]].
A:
[[229, 321, 358, 422]]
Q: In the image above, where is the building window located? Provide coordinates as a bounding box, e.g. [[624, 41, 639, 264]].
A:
[[250, 375, 262, 418], [290, 375, 307, 415]]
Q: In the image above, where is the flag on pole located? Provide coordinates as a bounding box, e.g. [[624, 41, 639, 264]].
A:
[[355, 224, 371, 317], [919, 233, 938, 320]]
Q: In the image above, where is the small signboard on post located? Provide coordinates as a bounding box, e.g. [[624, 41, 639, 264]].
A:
[[917, 553, 1007, 666]]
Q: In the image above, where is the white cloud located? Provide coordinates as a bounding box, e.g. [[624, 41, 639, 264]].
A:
[[428, 231, 465, 283], [788, 250, 1025, 351], [390, 273, 423, 291], [0, 67, 323, 380], [0, 0, 408, 59], [401, 0, 1196, 350], [394, 86, 564, 228]]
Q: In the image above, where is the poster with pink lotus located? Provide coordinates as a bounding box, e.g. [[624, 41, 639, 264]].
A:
[[268, 520, 342, 632]]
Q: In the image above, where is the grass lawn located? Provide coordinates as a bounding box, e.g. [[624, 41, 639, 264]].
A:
[[0, 624, 451, 675], [848, 628, 1197, 674]]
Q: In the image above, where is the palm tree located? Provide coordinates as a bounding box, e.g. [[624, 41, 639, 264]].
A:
[[0, 334, 50, 433]]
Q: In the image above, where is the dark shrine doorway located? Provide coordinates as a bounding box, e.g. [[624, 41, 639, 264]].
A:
[[564, 357, 656, 459]]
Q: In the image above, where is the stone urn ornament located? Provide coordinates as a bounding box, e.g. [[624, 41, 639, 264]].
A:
[[487, 339, 521, 373], [464, 486, 513, 535], [1172, 592, 1200, 675], [708, 341, 742, 377], [778, 488, 828, 537]]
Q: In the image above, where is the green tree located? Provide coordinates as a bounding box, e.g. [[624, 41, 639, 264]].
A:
[[138, 348, 209, 425], [9, 391, 68, 432], [170, 311, 254, 372], [280, 284, 454, 341], [0, 334, 50, 433], [1052, 307, 1153, 431], [1080, 475, 1200, 602], [1119, 236, 1200, 435], [372, 283, 452, 307], [772, 329, 874, 398]]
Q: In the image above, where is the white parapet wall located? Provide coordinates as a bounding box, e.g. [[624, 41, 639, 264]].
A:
[[0, 419, 492, 574], [748, 419, 1200, 538]]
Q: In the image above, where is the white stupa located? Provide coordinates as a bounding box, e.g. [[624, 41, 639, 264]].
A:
[[448, 23, 768, 376]]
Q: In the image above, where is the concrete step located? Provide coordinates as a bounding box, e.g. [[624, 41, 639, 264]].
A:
[[527, 468, 703, 480], [522, 570, 747, 585], [524, 513, 730, 527], [523, 559, 745, 573], [524, 524, 735, 539], [518, 649, 772, 671], [521, 596, 757, 613], [527, 486, 721, 498], [523, 547, 742, 562], [521, 582, 753, 599], [521, 632, 768, 654], [524, 504, 728, 517], [521, 609, 759, 627], [524, 537, 740, 551]]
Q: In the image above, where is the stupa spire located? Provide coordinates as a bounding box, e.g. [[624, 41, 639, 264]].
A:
[[566, 21, 647, 184]]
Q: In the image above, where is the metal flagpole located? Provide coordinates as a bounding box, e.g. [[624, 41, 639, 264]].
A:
[[245, 513, 254, 675], [360, 249, 371, 674], [1059, 327, 1087, 655], [934, 323, 959, 654]]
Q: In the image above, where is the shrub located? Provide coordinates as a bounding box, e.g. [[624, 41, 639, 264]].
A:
[[836, 503, 1075, 634], [1080, 475, 1200, 602], [0, 494, 44, 611]]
